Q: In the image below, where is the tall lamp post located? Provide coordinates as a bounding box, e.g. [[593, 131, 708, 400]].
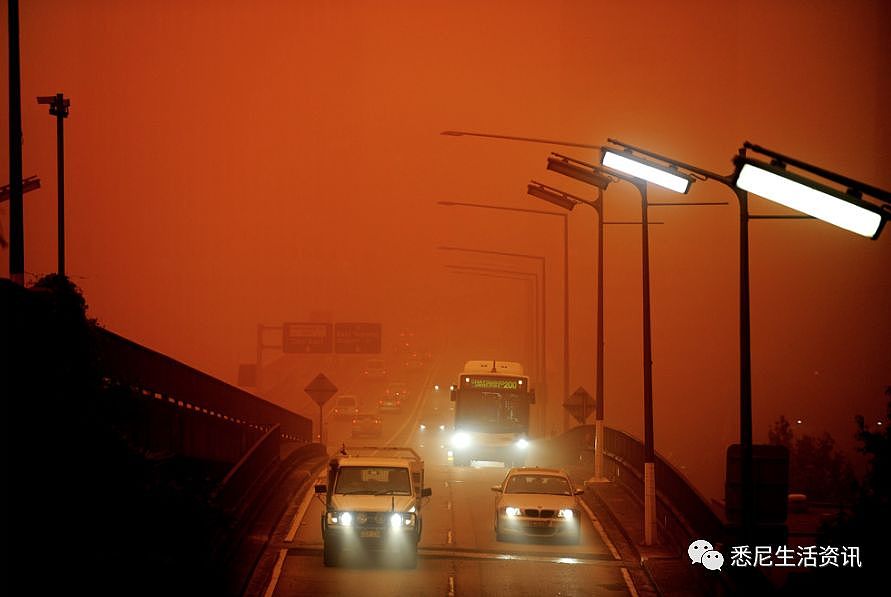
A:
[[541, 151, 723, 545], [600, 138, 889, 544], [438, 244, 550, 435], [526, 179, 607, 479], [438, 200, 571, 433], [37, 94, 70, 277]]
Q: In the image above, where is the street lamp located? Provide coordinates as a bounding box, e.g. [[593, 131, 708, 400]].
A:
[[438, 202, 572, 434], [734, 142, 888, 239], [527, 177, 670, 485], [527, 179, 606, 482], [544, 152, 656, 545], [438, 245, 551, 435], [599, 137, 889, 544], [548, 151, 724, 545], [37, 93, 70, 276]]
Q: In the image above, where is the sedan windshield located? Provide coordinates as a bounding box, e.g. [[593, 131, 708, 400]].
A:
[[505, 474, 572, 496]]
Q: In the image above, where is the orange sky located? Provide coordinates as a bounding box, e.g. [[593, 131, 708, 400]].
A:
[[3, 0, 889, 499]]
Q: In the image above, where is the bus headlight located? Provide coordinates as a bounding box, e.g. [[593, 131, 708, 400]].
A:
[[515, 438, 529, 450], [451, 431, 471, 449], [558, 509, 574, 520]]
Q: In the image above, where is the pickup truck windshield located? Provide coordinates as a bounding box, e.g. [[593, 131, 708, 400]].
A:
[[334, 466, 412, 495]]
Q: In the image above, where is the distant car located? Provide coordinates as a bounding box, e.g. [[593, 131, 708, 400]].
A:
[[378, 395, 402, 413], [491, 467, 584, 544], [385, 381, 410, 402], [363, 358, 388, 380], [351, 414, 383, 438], [418, 406, 451, 433], [402, 353, 426, 371], [332, 395, 360, 420]]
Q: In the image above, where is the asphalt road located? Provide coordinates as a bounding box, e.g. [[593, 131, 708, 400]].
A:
[[259, 364, 639, 596]]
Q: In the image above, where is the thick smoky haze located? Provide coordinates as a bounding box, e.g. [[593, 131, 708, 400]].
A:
[[2, 0, 890, 500]]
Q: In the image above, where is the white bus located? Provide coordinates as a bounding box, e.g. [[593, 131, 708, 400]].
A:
[[449, 360, 535, 467]]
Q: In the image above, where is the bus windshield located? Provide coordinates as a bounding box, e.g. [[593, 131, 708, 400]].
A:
[[455, 389, 529, 433]]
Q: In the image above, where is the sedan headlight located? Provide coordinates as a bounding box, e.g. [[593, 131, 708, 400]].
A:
[[558, 509, 574, 520], [451, 431, 471, 449], [390, 513, 403, 528], [504, 507, 522, 517], [515, 438, 529, 450]]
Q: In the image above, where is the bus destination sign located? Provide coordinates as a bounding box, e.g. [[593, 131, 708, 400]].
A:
[[466, 377, 521, 390]]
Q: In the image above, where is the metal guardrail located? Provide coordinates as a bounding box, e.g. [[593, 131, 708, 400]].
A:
[[539, 424, 726, 549], [213, 424, 283, 512], [601, 425, 727, 549], [96, 328, 312, 444]]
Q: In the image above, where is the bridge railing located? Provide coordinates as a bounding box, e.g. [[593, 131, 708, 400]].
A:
[[96, 328, 312, 446], [601, 425, 727, 549]]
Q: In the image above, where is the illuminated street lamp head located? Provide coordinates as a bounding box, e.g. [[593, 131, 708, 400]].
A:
[[527, 181, 580, 211], [734, 143, 888, 239], [601, 140, 693, 194]]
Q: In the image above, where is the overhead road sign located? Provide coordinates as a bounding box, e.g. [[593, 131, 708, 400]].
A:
[[334, 322, 381, 354], [283, 322, 332, 353]]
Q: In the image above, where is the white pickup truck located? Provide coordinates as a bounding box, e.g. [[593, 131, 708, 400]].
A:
[[314, 446, 432, 568]]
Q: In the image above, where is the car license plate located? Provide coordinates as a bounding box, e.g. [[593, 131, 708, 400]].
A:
[[530, 521, 548, 527], [360, 529, 381, 538]]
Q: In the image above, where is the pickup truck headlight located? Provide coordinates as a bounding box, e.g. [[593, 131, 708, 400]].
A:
[[326, 511, 353, 526], [388, 513, 417, 527]]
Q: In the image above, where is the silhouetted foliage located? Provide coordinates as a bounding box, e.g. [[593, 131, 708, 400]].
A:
[[778, 388, 891, 594], [767, 415, 855, 502], [6, 276, 231, 595], [820, 387, 891, 544]]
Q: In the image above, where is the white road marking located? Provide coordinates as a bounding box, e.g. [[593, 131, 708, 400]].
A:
[[579, 498, 621, 560], [621, 567, 639, 597], [447, 529, 453, 544], [448, 574, 456, 596], [417, 548, 615, 565], [262, 549, 288, 597]]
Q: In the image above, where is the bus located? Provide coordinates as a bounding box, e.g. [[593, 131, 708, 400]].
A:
[[449, 360, 535, 467]]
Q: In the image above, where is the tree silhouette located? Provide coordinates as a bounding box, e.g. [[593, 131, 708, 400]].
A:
[[767, 415, 855, 501]]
